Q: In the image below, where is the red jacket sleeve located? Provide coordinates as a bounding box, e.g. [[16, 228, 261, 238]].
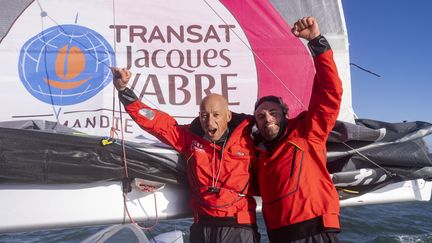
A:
[[304, 36, 343, 143], [119, 88, 189, 152]]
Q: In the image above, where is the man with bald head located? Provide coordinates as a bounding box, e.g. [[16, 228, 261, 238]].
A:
[[112, 68, 260, 243], [199, 94, 232, 142]]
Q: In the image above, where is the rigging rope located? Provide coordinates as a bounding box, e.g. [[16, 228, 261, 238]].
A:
[[110, 0, 159, 230], [350, 63, 381, 77], [109, 0, 160, 233], [36, 0, 61, 128]]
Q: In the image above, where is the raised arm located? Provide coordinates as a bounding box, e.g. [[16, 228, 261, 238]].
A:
[[111, 68, 188, 152], [292, 17, 343, 142]]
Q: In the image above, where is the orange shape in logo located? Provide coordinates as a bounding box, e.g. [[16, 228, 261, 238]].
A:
[[44, 45, 91, 90], [44, 78, 90, 89]]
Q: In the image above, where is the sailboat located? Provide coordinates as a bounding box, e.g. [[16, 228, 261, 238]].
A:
[[1, 0, 431, 235]]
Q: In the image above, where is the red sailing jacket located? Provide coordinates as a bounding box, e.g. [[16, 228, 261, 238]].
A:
[[119, 92, 258, 224], [256, 41, 343, 231]]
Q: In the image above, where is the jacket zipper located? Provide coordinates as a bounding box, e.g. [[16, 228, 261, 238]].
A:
[[290, 147, 297, 178]]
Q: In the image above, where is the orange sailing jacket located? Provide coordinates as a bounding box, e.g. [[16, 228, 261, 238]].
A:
[[256, 38, 343, 233], [119, 91, 258, 224]]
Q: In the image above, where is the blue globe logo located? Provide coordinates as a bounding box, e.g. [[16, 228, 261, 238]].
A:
[[18, 24, 116, 106]]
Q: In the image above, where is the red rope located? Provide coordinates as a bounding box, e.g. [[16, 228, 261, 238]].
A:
[[110, 90, 160, 231], [110, 0, 159, 226], [122, 192, 160, 231]]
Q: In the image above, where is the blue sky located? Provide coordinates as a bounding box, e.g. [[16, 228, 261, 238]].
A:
[[342, 1, 431, 124]]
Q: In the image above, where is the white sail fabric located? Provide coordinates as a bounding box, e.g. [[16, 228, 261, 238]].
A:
[[271, 0, 354, 122], [0, 0, 354, 146]]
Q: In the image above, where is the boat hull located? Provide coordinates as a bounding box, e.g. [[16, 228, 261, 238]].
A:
[[1, 179, 430, 233]]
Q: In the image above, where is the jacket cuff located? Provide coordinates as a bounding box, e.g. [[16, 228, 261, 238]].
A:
[[118, 88, 138, 106], [308, 35, 331, 57]]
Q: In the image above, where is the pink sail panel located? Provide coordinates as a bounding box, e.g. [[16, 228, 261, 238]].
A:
[[221, 0, 315, 118]]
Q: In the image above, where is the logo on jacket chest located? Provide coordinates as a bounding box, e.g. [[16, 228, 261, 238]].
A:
[[190, 140, 204, 152]]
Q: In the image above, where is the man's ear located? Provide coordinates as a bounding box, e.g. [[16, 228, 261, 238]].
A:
[[227, 111, 232, 122]]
